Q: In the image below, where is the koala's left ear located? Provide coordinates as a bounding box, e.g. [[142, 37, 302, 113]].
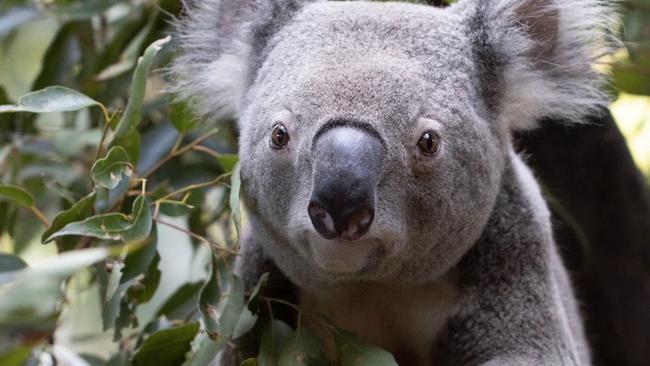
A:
[[169, 0, 317, 122], [465, 0, 618, 130]]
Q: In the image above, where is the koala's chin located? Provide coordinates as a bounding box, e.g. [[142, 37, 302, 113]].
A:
[[306, 231, 392, 275]]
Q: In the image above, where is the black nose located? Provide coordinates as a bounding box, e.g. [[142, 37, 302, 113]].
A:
[[308, 125, 384, 241]]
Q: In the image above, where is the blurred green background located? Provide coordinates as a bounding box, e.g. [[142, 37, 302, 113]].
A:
[[0, 0, 648, 364]]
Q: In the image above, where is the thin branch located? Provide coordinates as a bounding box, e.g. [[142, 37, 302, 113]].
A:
[[139, 127, 220, 179], [153, 217, 239, 256], [94, 108, 118, 161], [192, 145, 221, 159], [29, 206, 50, 227], [154, 172, 231, 204]]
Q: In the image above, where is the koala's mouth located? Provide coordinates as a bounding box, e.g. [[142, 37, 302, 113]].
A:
[[306, 231, 391, 274]]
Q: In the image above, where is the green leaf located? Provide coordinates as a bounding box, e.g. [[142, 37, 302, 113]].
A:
[[278, 328, 326, 366], [229, 162, 242, 242], [335, 331, 397, 366], [232, 307, 258, 339], [0, 346, 33, 366], [159, 199, 195, 217], [41, 191, 96, 245], [42, 195, 152, 243], [613, 62, 650, 96], [0, 185, 34, 207], [44, 212, 129, 242], [199, 255, 245, 341], [157, 282, 203, 320], [112, 130, 141, 166], [183, 332, 226, 366], [247, 272, 269, 311], [0, 86, 101, 114], [91, 146, 134, 189], [122, 233, 157, 283], [113, 36, 171, 140], [170, 102, 199, 134], [0, 248, 109, 326], [128, 252, 161, 303], [241, 359, 259, 366], [49, 0, 121, 20], [0, 253, 27, 273], [123, 195, 153, 243], [258, 320, 293, 366], [132, 322, 199, 366], [216, 154, 239, 174]]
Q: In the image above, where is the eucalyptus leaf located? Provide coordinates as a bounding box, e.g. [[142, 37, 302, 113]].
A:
[[91, 146, 134, 189], [0, 86, 101, 114], [170, 102, 199, 134], [49, 0, 121, 20], [157, 282, 203, 320], [183, 332, 226, 366], [278, 328, 326, 366], [229, 162, 242, 242], [335, 331, 397, 366], [0, 248, 109, 326], [41, 192, 96, 245], [43, 195, 152, 243], [216, 154, 239, 173], [199, 255, 245, 342], [0, 253, 27, 273], [0, 185, 34, 207], [113, 36, 171, 140], [258, 320, 293, 366], [132, 322, 199, 366]]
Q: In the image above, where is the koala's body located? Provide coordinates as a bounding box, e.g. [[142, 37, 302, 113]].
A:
[[172, 0, 615, 365]]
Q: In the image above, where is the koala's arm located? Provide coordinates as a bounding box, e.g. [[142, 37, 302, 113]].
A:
[[440, 162, 589, 366]]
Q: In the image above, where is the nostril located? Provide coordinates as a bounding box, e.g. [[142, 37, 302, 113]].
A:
[[341, 207, 374, 241], [308, 202, 338, 239]]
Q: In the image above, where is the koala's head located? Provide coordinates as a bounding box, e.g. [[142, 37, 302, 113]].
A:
[[172, 0, 614, 289]]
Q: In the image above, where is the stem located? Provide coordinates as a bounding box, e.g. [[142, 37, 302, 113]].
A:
[[94, 107, 116, 161], [139, 128, 220, 179], [154, 172, 230, 203], [192, 145, 221, 159], [153, 217, 239, 256], [29, 206, 50, 227]]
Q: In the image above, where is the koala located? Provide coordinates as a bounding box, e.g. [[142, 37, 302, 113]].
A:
[[171, 0, 616, 364]]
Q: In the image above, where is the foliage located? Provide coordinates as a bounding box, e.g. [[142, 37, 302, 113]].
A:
[[0, 0, 647, 365]]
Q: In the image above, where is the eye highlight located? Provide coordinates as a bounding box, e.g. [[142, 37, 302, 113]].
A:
[[270, 123, 290, 149], [416, 130, 441, 156]]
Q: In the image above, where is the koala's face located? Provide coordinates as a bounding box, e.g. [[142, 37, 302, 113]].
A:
[[174, 0, 610, 290], [239, 2, 504, 289]]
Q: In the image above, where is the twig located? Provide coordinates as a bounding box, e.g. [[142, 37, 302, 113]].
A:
[[94, 107, 117, 161], [154, 172, 231, 204], [29, 206, 50, 227], [153, 217, 239, 256], [192, 145, 222, 159], [139, 127, 220, 179]]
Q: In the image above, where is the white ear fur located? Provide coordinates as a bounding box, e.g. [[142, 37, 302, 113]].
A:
[[477, 0, 619, 130], [168, 0, 314, 122]]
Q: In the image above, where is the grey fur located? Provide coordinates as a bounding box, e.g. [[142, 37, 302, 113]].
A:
[[171, 0, 617, 364]]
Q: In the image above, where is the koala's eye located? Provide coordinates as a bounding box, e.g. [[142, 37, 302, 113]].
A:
[[417, 131, 441, 156], [270, 123, 290, 149]]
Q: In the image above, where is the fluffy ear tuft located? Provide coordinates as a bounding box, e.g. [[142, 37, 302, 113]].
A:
[[469, 0, 619, 130], [168, 0, 315, 123]]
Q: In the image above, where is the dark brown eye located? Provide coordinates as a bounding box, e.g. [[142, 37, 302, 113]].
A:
[[417, 130, 440, 156], [270, 123, 290, 149]]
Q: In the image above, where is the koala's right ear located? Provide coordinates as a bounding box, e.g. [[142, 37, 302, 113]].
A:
[[169, 0, 316, 122]]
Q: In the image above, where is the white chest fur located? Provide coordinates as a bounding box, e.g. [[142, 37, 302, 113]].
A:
[[300, 274, 460, 366]]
